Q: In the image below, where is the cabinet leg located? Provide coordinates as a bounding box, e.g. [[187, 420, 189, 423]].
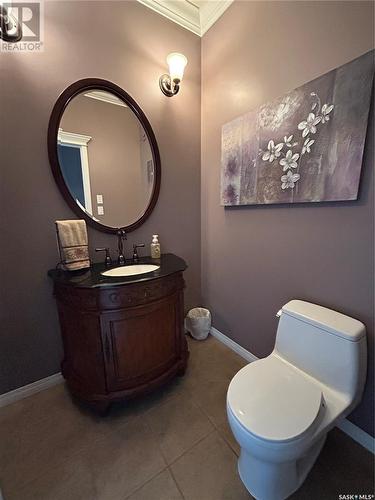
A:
[[177, 362, 187, 377], [91, 401, 111, 416]]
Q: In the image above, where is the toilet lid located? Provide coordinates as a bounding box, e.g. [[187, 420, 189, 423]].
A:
[[227, 356, 323, 443]]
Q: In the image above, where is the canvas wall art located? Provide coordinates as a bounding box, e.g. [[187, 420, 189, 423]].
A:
[[221, 50, 374, 206]]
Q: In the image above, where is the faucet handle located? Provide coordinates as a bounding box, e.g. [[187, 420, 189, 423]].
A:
[[132, 243, 145, 263], [95, 247, 112, 267]]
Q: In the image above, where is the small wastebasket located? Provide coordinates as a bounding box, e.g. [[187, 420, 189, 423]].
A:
[[185, 308, 211, 340]]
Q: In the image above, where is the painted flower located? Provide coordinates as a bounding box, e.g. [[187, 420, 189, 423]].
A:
[[321, 103, 334, 123], [302, 138, 315, 155], [262, 140, 283, 162], [281, 170, 300, 189], [279, 149, 300, 171], [298, 112, 322, 137], [225, 155, 238, 177], [284, 135, 293, 147], [222, 184, 238, 205]]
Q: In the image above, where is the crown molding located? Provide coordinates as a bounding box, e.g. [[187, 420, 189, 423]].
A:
[[136, 0, 233, 37], [84, 90, 128, 107], [137, 0, 200, 35], [58, 129, 92, 146], [199, 0, 233, 35]]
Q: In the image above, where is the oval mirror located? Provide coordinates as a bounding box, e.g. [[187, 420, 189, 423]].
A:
[[48, 79, 161, 233]]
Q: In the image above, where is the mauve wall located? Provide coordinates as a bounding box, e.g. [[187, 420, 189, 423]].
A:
[[0, 1, 201, 394], [201, 1, 374, 436]]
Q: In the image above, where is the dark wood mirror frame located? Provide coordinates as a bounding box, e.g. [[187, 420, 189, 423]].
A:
[[48, 78, 161, 234]]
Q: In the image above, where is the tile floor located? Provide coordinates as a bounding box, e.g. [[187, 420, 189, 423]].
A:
[[0, 335, 373, 499]]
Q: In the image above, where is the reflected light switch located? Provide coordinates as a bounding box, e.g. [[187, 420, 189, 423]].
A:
[[97, 206, 104, 215], [96, 194, 103, 204]]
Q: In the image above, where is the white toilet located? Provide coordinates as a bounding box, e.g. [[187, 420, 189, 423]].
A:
[[227, 300, 367, 500]]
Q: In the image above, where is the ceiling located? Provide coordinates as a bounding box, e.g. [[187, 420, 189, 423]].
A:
[[136, 0, 233, 36]]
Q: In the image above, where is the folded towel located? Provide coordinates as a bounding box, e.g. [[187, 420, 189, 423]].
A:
[[55, 219, 90, 271]]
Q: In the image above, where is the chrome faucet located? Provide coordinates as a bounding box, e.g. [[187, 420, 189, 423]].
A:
[[117, 229, 127, 265]]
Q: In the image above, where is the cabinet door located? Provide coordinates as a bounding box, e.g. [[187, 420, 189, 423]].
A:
[[101, 292, 182, 391], [57, 305, 106, 394]]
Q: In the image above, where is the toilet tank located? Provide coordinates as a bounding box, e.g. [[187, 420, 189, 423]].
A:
[[274, 300, 367, 405]]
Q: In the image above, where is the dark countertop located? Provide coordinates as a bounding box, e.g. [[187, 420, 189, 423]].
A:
[[48, 253, 187, 289]]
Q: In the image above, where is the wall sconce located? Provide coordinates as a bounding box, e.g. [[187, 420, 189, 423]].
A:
[[159, 52, 188, 97], [0, 4, 22, 42]]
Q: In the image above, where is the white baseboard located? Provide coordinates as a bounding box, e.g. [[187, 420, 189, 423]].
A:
[[336, 418, 374, 454], [210, 327, 258, 363], [210, 326, 375, 454], [0, 373, 63, 408]]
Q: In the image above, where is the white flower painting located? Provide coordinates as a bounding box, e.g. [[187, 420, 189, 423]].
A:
[[321, 103, 334, 123], [221, 50, 373, 206], [279, 150, 300, 171], [302, 138, 314, 155], [281, 171, 300, 190], [262, 140, 283, 162], [258, 90, 333, 190], [298, 112, 322, 137]]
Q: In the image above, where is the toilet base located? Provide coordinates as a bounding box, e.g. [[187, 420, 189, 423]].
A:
[[237, 434, 326, 500]]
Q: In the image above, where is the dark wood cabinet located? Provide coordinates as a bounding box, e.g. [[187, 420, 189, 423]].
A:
[[49, 255, 188, 413]]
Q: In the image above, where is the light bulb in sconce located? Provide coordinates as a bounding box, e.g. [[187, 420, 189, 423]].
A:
[[159, 52, 188, 97], [167, 52, 187, 84]]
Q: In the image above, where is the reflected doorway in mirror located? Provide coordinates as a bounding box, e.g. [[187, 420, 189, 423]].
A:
[[57, 129, 93, 217]]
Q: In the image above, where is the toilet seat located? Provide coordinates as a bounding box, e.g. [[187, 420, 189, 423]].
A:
[[227, 356, 323, 443]]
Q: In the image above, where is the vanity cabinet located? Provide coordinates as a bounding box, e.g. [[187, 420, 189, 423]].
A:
[[48, 254, 188, 413]]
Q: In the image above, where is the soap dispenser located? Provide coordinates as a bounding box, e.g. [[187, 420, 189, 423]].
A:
[[151, 234, 161, 259]]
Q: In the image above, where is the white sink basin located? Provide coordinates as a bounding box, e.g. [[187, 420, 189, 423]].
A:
[[101, 264, 160, 278]]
